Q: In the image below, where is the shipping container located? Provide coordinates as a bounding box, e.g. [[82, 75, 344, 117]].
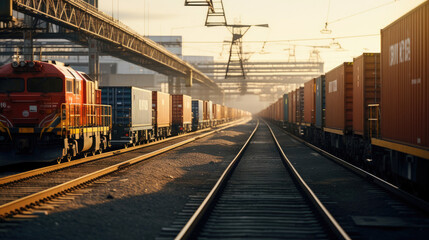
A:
[[296, 87, 304, 124], [192, 100, 204, 122], [207, 101, 213, 121], [213, 104, 222, 121], [192, 99, 204, 130], [289, 90, 296, 123], [380, 1, 429, 150], [315, 75, 325, 129], [304, 78, 316, 125], [152, 91, 171, 128], [172, 94, 192, 133], [101, 86, 152, 145], [353, 53, 380, 136], [283, 93, 289, 123], [325, 62, 353, 133]]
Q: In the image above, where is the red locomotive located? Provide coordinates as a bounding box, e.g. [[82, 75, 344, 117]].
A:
[[0, 60, 111, 165]]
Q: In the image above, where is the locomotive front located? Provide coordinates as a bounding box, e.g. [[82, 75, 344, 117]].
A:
[[0, 61, 111, 165]]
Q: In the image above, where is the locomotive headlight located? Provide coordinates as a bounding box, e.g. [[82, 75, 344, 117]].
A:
[[12, 61, 19, 68], [19, 61, 26, 67]]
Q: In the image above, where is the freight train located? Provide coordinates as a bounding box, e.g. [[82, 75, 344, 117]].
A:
[[260, 2, 429, 200], [0, 60, 249, 166]]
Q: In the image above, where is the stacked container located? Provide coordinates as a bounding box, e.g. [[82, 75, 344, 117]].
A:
[[296, 87, 304, 124], [353, 53, 380, 136], [325, 62, 353, 133], [380, 1, 429, 150]]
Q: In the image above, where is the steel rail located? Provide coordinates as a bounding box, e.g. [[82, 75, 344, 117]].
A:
[[266, 122, 351, 240], [0, 118, 251, 217], [0, 119, 248, 186], [273, 123, 429, 214], [175, 120, 259, 240]]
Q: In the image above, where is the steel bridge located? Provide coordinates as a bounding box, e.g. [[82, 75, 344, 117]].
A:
[[0, 0, 221, 92]]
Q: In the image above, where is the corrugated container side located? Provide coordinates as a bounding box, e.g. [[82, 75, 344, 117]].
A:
[[315, 75, 325, 128], [101, 86, 152, 128], [279, 97, 284, 122], [172, 94, 192, 125], [325, 63, 353, 132], [304, 79, 316, 125], [283, 93, 289, 122], [207, 101, 213, 120], [192, 100, 204, 122], [380, 1, 429, 149], [152, 91, 170, 127], [290, 90, 296, 123], [297, 87, 304, 124], [353, 53, 380, 136]]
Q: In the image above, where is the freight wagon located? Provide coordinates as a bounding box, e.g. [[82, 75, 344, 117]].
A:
[[101, 86, 152, 147]]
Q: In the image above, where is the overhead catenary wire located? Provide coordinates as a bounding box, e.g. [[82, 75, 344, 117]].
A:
[[179, 33, 380, 44]]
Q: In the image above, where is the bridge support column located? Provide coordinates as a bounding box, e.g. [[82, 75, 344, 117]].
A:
[[23, 15, 34, 61], [88, 39, 100, 84]]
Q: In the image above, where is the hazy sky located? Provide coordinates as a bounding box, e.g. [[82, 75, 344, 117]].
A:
[[99, 0, 426, 71]]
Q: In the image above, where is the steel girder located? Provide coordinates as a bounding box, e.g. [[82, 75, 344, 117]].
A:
[[10, 0, 220, 91]]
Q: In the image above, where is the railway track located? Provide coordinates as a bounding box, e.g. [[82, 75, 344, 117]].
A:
[[173, 121, 350, 239], [267, 122, 429, 239], [0, 118, 250, 218]]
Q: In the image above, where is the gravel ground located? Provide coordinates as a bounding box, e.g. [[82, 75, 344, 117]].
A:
[[0, 120, 256, 240]]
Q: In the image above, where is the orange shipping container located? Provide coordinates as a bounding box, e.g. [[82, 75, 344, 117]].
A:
[[304, 79, 316, 125], [380, 1, 429, 150], [325, 62, 353, 133], [352, 53, 380, 136]]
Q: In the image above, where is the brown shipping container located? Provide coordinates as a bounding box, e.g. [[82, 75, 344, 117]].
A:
[[304, 79, 316, 125], [325, 62, 353, 132], [288, 91, 294, 122], [380, 1, 429, 149], [296, 87, 304, 124], [353, 53, 380, 136], [152, 91, 171, 127], [172, 94, 192, 125], [213, 104, 222, 120]]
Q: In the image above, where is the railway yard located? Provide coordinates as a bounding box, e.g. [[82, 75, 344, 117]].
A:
[[1, 0, 429, 239]]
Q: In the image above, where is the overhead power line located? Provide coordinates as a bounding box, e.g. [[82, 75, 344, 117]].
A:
[[179, 33, 380, 44]]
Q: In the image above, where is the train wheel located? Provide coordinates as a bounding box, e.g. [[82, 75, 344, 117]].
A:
[[98, 148, 103, 154], [66, 155, 72, 162], [83, 152, 88, 158], [56, 158, 62, 164], [91, 150, 96, 156]]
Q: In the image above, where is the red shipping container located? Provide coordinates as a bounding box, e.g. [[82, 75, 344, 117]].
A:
[[325, 62, 353, 133], [353, 53, 380, 136], [152, 91, 171, 127], [172, 94, 192, 125], [304, 79, 316, 125], [380, 1, 429, 150]]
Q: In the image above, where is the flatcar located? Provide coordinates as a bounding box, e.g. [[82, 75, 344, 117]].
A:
[[0, 60, 111, 165]]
